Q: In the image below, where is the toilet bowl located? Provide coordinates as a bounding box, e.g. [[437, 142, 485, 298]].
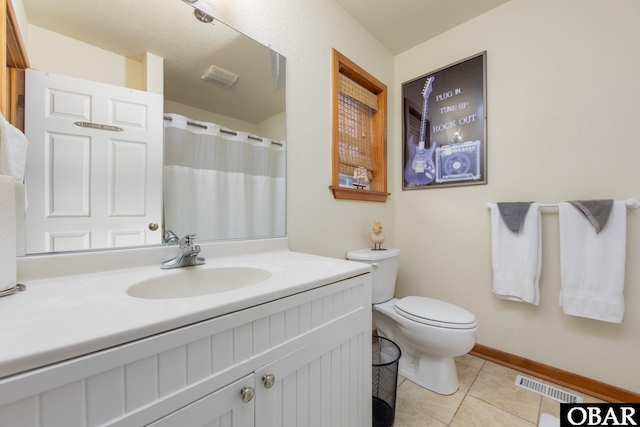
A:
[[374, 297, 477, 394], [346, 248, 478, 395]]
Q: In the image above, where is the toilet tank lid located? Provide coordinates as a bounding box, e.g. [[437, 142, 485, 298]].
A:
[[395, 296, 477, 327], [346, 248, 400, 261]]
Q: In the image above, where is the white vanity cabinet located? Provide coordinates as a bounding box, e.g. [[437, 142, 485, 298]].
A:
[[0, 273, 372, 427], [254, 316, 370, 427], [148, 374, 256, 427]]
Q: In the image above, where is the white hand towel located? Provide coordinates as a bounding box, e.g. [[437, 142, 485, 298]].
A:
[[559, 201, 626, 323], [0, 112, 29, 184], [538, 413, 560, 427], [491, 203, 542, 305], [0, 175, 17, 292]]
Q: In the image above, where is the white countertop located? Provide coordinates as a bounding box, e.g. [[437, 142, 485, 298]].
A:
[[1, 238, 369, 379]]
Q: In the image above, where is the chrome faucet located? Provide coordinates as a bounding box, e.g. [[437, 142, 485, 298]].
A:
[[163, 229, 180, 245], [161, 234, 205, 269]]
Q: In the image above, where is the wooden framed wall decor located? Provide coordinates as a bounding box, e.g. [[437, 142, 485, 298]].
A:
[[402, 51, 487, 190], [2, 0, 30, 130]]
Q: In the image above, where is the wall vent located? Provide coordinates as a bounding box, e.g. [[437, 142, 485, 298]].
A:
[[514, 375, 583, 403]]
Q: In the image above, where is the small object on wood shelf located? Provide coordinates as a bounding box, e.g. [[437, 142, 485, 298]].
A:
[[369, 219, 386, 250], [353, 166, 369, 189]]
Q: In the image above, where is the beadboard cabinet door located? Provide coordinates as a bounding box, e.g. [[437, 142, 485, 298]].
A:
[[148, 374, 255, 427], [255, 316, 371, 427]]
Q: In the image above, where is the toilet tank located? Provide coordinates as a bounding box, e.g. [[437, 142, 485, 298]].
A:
[[346, 248, 400, 304]]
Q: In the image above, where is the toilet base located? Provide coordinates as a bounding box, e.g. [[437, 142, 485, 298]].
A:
[[398, 352, 459, 395], [373, 298, 476, 396]]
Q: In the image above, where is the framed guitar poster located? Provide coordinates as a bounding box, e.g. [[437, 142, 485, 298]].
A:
[[402, 51, 487, 190]]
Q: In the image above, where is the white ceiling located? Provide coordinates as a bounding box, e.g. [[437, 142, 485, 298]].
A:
[[21, 0, 509, 123], [21, 0, 284, 124], [335, 0, 510, 54]]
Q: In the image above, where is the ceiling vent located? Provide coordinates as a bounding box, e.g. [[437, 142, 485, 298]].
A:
[[201, 65, 239, 87], [193, 9, 214, 23]]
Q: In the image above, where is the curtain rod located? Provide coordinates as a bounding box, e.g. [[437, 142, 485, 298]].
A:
[[485, 199, 640, 210], [163, 116, 282, 146]]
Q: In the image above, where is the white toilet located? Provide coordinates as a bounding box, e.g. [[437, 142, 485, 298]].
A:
[[346, 248, 477, 395]]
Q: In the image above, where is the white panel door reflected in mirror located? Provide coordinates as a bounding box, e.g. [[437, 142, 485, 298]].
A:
[[20, 0, 286, 255]]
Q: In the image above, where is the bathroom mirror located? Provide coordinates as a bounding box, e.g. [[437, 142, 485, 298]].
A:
[[19, 0, 286, 255]]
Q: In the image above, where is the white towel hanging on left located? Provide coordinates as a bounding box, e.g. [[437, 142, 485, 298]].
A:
[[490, 203, 542, 305], [0, 112, 28, 292]]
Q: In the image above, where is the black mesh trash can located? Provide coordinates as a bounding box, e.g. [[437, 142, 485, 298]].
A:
[[372, 335, 401, 427]]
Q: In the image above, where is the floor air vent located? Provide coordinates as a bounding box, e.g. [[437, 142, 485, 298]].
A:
[[514, 375, 583, 403]]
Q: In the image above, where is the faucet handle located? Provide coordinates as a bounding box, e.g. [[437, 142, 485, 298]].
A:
[[180, 234, 196, 247]]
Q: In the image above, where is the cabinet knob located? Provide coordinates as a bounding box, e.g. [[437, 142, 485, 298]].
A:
[[148, 222, 159, 231], [262, 373, 276, 389], [240, 386, 255, 403]]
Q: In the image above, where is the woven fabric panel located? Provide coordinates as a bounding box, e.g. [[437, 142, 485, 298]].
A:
[[338, 91, 374, 180], [339, 74, 378, 111]]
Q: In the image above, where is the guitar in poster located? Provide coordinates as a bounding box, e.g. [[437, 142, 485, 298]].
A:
[[401, 52, 487, 190], [404, 76, 436, 186]]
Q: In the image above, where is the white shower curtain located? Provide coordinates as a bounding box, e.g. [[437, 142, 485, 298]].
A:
[[163, 113, 285, 241]]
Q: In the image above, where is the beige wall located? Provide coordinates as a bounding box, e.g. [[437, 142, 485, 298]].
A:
[[394, 0, 640, 393], [257, 110, 286, 143], [27, 24, 144, 90], [163, 100, 285, 142], [164, 99, 259, 135]]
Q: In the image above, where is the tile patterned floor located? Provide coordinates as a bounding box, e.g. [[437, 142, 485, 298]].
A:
[[392, 354, 606, 427]]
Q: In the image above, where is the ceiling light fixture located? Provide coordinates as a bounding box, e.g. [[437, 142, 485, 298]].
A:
[[193, 9, 214, 23], [201, 65, 239, 87]]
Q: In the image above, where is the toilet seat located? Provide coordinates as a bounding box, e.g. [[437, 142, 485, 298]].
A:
[[394, 296, 477, 329]]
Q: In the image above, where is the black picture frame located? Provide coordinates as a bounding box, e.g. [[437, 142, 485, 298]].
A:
[[402, 51, 487, 190]]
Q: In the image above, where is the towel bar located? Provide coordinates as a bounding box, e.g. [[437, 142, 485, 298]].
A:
[[484, 198, 640, 210]]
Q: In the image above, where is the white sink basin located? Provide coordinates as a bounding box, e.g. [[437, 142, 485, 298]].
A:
[[126, 266, 272, 299]]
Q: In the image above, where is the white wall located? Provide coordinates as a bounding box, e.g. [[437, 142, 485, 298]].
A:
[[208, 0, 396, 259], [394, 0, 640, 393]]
